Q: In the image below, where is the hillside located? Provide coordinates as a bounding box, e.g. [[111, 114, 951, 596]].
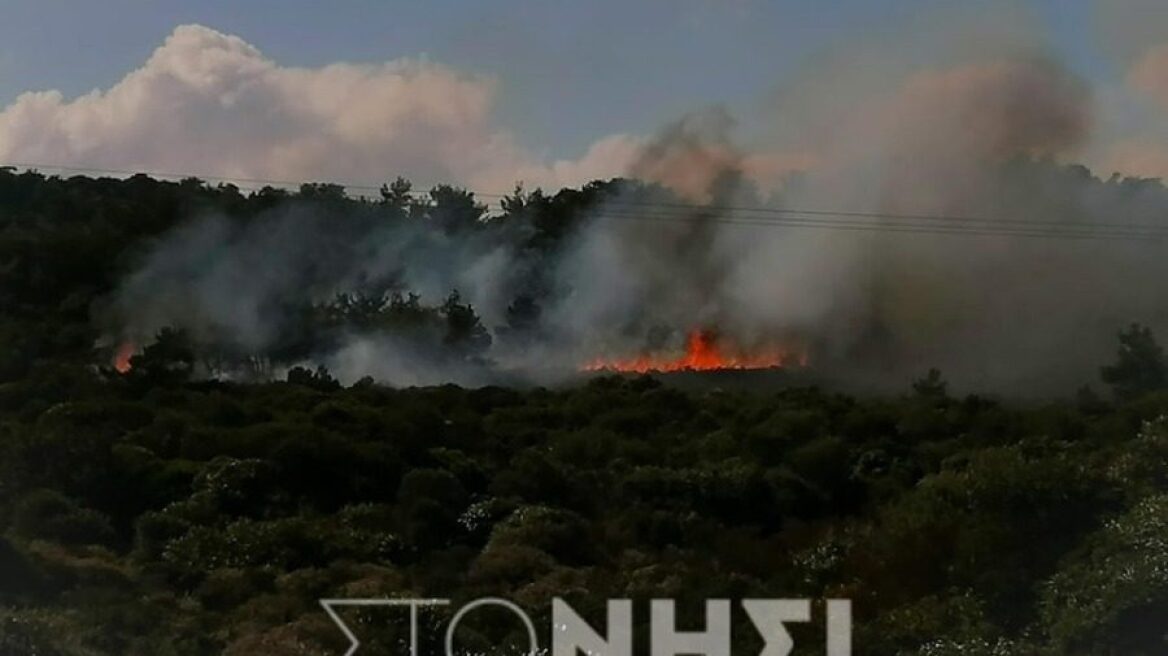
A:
[[3, 169, 1168, 654]]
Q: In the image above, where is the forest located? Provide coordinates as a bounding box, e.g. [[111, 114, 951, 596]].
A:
[[3, 167, 1168, 654]]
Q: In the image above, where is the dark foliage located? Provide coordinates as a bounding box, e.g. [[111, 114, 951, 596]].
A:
[[2, 170, 1168, 654]]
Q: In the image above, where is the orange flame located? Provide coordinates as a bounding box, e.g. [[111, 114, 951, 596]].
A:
[[583, 329, 806, 373], [112, 341, 136, 374]]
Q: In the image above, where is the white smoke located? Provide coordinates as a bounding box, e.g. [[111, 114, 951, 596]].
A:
[[37, 15, 1168, 394], [0, 24, 640, 192]]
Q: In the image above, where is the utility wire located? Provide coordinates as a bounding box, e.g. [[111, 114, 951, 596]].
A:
[[589, 212, 1168, 241], [587, 207, 1168, 240], [6, 161, 1168, 242]]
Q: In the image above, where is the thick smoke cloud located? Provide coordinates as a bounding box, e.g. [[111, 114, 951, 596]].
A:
[[29, 16, 1168, 394], [110, 203, 536, 386], [558, 53, 1147, 396]]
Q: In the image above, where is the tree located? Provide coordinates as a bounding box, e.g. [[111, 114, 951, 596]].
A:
[[380, 176, 413, 208], [427, 184, 486, 233], [912, 368, 948, 400], [499, 183, 547, 221], [1101, 323, 1167, 400], [11, 489, 117, 546], [495, 294, 543, 349], [396, 468, 468, 550], [297, 182, 347, 202], [286, 365, 341, 391], [129, 327, 196, 384], [441, 291, 492, 358], [504, 294, 541, 334], [499, 183, 530, 216], [379, 176, 416, 220]]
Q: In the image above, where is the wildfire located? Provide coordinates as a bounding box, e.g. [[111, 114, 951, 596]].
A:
[[583, 329, 805, 373], [112, 341, 136, 374]]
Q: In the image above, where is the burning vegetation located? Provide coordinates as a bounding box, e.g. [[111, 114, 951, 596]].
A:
[[582, 328, 806, 373], [112, 342, 136, 374], [10, 138, 1168, 656], [88, 157, 1168, 394]]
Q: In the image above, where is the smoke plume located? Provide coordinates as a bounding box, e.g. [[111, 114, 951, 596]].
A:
[[57, 13, 1168, 393]]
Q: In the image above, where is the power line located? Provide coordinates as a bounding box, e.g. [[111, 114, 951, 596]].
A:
[[595, 200, 1168, 233], [6, 160, 1168, 242], [589, 206, 1168, 239], [590, 211, 1168, 241]]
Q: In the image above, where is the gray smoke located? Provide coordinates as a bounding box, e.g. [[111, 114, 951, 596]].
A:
[[107, 9, 1168, 396]]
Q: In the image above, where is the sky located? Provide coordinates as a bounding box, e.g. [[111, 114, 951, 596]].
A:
[[0, 0, 1166, 192], [0, 0, 1105, 154]]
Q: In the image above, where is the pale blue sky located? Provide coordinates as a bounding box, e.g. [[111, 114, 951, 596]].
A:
[[0, 0, 1116, 158]]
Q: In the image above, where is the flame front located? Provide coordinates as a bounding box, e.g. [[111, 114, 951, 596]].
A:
[[583, 329, 805, 373], [113, 341, 136, 373]]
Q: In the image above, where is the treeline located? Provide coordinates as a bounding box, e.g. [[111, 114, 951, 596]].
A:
[[0, 167, 654, 382], [128, 290, 496, 384], [6, 161, 1165, 385]]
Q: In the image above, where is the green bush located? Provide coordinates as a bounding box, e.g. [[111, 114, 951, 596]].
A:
[[11, 490, 117, 547]]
